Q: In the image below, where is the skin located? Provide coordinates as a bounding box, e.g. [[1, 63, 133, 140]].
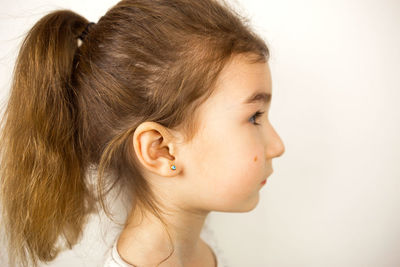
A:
[[117, 54, 285, 266]]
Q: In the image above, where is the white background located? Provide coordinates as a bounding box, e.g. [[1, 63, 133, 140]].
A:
[[1, 0, 400, 266]]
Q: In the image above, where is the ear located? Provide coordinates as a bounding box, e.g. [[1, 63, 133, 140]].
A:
[[132, 121, 181, 177]]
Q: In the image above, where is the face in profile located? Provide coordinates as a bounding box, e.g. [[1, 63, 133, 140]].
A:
[[177, 54, 286, 213]]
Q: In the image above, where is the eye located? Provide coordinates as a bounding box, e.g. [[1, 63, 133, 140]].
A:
[[249, 111, 265, 125]]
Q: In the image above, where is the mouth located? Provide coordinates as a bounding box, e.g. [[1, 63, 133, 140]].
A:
[[261, 171, 273, 184]]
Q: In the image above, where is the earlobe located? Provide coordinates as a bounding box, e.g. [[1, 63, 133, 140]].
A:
[[132, 121, 179, 177]]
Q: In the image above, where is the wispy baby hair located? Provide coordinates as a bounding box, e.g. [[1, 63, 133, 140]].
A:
[[0, 0, 269, 266]]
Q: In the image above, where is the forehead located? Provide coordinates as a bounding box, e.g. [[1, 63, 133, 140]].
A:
[[192, 54, 272, 134], [212, 55, 272, 106]]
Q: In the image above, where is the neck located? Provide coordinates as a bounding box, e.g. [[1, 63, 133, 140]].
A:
[[116, 203, 212, 266]]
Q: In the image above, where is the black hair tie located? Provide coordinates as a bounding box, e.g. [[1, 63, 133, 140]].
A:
[[78, 22, 96, 41]]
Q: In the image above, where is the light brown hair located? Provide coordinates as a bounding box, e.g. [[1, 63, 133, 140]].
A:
[[0, 0, 269, 266]]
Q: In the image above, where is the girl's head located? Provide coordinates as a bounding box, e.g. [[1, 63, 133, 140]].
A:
[[0, 0, 284, 266], [133, 53, 285, 216]]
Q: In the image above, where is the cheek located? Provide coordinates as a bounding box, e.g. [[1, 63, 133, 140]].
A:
[[185, 124, 265, 209], [211, 137, 265, 199]]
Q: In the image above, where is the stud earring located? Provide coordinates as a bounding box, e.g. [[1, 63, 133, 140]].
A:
[[170, 163, 176, 171]]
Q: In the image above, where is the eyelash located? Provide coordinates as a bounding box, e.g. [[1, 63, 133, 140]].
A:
[[249, 111, 265, 125]]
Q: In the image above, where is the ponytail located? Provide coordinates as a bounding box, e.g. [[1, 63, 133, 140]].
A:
[[0, 10, 93, 267]]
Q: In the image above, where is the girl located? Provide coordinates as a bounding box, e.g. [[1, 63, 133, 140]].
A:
[[0, 0, 285, 266]]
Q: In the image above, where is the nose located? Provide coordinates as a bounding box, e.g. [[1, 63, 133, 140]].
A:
[[265, 122, 285, 159]]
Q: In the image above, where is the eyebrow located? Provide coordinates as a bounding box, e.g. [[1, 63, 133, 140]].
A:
[[243, 91, 272, 105]]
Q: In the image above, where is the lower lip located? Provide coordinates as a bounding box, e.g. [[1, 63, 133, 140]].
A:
[[261, 179, 267, 185]]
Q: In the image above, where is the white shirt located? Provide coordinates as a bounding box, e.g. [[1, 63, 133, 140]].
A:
[[103, 224, 230, 267]]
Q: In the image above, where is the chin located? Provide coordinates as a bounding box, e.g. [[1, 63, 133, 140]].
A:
[[214, 193, 260, 213], [237, 194, 260, 212]]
